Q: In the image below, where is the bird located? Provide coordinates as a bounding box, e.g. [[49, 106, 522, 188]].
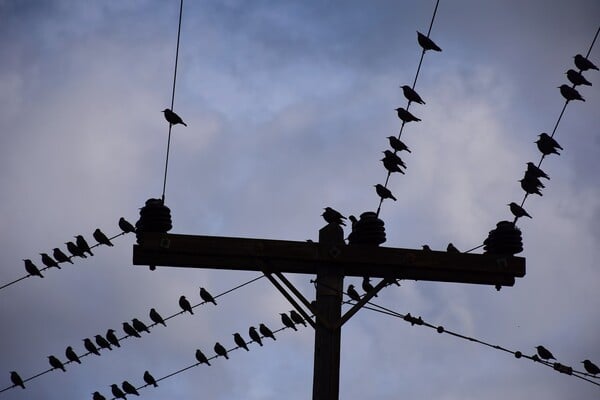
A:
[[395, 107, 421, 122], [118, 217, 136, 233], [40, 252, 61, 269], [123, 322, 141, 338], [348, 215, 358, 227], [322, 207, 347, 226], [526, 162, 549, 180], [382, 156, 405, 174], [422, 245, 431, 251], [536, 133, 562, 156], [65, 346, 81, 364], [10, 371, 25, 389], [93, 228, 113, 246], [508, 202, 532, 219], [523, 170, 545, 189], [143, 370, 158, 387], [132, 318, 150, 334], [83, 338, 101, 356], [95, 334, 112, 351], [195, 349, 211, 366], [162, 108, 187, 126], [447, 243, 460, 253], [558, 84, 585, 102], [417, 31, 442, 52], [259, 323, 276, 341], [106, 329, 121, 348], [92, 391, 106, 400], [48, 355, 66, 372], [400, 85, 426, 104], [347, 284, 361, 301], [281, 313, 297, 331], [387, 136, 411, 153], [23, 259, 44, 278], [375, 184, 397, 201], [179, 295, 194, 314], [66, 241, 87, 258], [233, 333, 249, 351], [214, 342, 229, 359], [110, 384, 126, 399], [290, 310, 307, 327], [520, 177, 543, 196], [75, 235, 94, 256], [535, 345, 556, 360], [574, 54, 599, 71], [362, 277, 377, 296], [122, 380, 139, 396], [200, 287, 217, 305], [566, 69, 592, 86], [582, 360, 600, 375], [149, 308, 167, 327], [249, 326, 263, 346], [383, 150, 407, 169], [53, 248, 73, 264]]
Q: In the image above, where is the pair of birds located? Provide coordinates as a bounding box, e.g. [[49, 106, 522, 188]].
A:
[[534, 346, 600, 375], [347, 277, 378, 301], [178, 287, 217, 315], [280, 310, 307, 331]]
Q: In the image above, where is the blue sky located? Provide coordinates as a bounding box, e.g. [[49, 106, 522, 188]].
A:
[[1, 1, 599, 399]]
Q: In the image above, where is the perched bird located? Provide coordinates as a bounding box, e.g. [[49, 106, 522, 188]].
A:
[[143, 370, 158, 387], [93, 228, 113, 247], [214, 342, 229, 359], [162, 108, 187, 126], [508, 202, 532, 219], [92, 391, 106, 400], [132, 318, 150, 334], [417, 31, 442, 52], [66, 241, 87, 258], [381, 156, 405, 174], [75, 235, 93, 256], [383, 150, 407, 169], [523, 170, 545, 189], [375, 184, 397, 201], [536, 133, 562, 156], [122, 380, 139, 396], [400, 85, 426, 104], [249, 326, 263, 346], [526, 162, 549, 180], [387, 136, 411, 153], [65, 346, 81, 364], [195, 349, 211, 366], [233, 333, 249, 351], [53, 248, 73, 264], [322, 207, 347, 226], [118, 217, 136, 233], [348, 215, 358, 227], [95, 334, 112, 351], [422, 245, 431, 251], [281, 313, 297, 331], [520, 177, 543, 196], [149, 308, 167, 327], [40, 252, 61, 269], [200, 287, 217, 305], [347, 284, 361, 301], [83, 338, 101, 356], [362, 277, 377, 296], [259, 323, 276, 341], [179, 295, 194, 314], [23, 259, 44, 278], [566, 69, 592, 86], [10, 371, 25, 389], [558, 84, 585, 102], [395, 107, 421, 123], [123, 322, 141, 338], [574, 54, 599, 71], [290, 310, 307, 327], [447, 243, 460, 253], [110, 384, 126, 400], [582, 359, 600, 375], [48, 355, 66, 372], [536, 345, 556, 360], [106, 329, 121, 348]]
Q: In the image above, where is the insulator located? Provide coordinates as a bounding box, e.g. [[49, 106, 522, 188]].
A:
[[135, 198, 173, 244], [483, 220, 523, 255], [348, 211, 386, 246]]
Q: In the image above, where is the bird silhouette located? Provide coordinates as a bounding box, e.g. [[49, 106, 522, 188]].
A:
[[195, 349, 211, 366], [110, 384, 126, 399], [214, 342, 229, 359], [322, 207, 347, 226], [362, 277, 377, 297], [395, 107, 421, 122], [48, 355, 66, 372], [118, 217, 136, 233], [106, 329, 121, 348], [200, 287, 217, 305], [123, 322, 141, 338], [417, 31, 442, 51], [10, 371, 25, 389], [536, 133, 562, 156], [290, 310, 307, 327], [387, 136, 411, 153], [75, 235, 94, 256], [66, 241, 87, 258], [348, 215, 358, 227], [40, 253, 61, 269], [95, 334, 112, 351], [508, 202, 532, 219], [375, 184, 397, 201], [179, 295, 194, 314], [233, 333, 249, 351], [447, 243, 460, 253], [520, 177, 543, 196], [566, 69, 592, 86], [535, 345, 556, 360], [149, 308, 167, 327], [132, 318, 150, 334], [574, 54, 599, 71], [65, 346, 81, 364], [122, 380, 139, 396], [526, 162, 549, 180], [143, 370, 158, 387], [53, 248, 73, 264], [558, 84, 585, 102], [92, 391, 106, 400], [259, 323, 276, 341], [83, 338, 101, 356], [523, 170, 545, 189], [281, 313, 297, 331], [347, 284, 361, 301], [422, 245, 431, 251], [400, 85, 426, 104], [381, 156, 405, 174], [383, 150, 407, 169], [23, 259, 44, 278], [93, 228, 113, 247], [582, 359, 600, 375], [249, 327, 263, 346], [162, 108, 187, 126]]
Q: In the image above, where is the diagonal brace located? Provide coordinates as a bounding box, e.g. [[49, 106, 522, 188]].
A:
[[262, 271, 317, 329]]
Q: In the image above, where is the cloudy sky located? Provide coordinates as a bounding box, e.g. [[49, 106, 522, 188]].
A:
[[1, 0, 599, 399]]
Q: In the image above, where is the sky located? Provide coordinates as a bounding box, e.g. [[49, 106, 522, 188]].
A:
[[0, 0, 599, 399]]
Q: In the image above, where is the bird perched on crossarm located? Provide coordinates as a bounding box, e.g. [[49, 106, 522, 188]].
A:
[[322, 207, 347, 226], [162, 108, 187, 126]]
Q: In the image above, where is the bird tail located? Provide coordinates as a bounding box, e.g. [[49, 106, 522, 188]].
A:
[[182, 122, 188, 127]]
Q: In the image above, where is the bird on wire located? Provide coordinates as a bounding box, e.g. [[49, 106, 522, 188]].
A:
[[520, 177, 543, 196], [383, 150, 407, 169], [92, 391, 106, 400], [281, 313, 297, 331], [574, 54, 599, 71], [93, 228, 113, 247], [524, 170, 545, 189], [65, 346, 81, 364], [536, 133, 563, 156], [48, 355, 66, 372], [143, 371, 158, 388], [582, 360, 600, 375], [535, 345, 556, 360], [106, 329, 121, 348], [53, 248, 73, 264], [200, 287, 217, 305], [214, 342, 229, 359], [132, 318, 150, 334], [526, 162, 549, 180], [111, 384, 126, 400], [66, 241, 87, 259], [566, 69, 592, 86], [347, 284, 361, 301], [195, 349, 211, 366], [290, 310, 307, 327], [75, 235, 94, 256], [259, 323, 276, 341], [118, 217, 136, 233], [233, 333, 249, 351], [387, 136, 411, 153], [83, 338, 101, 356], [558, 84, 585, 102], [381, 157, 404, 174], [123, 322, 141, 338], [95, 334, 112, 351], [400, 85, 426, 104], [122, 380, 139, 396], [375, 184, 397, 201], [40, 252, 61, 269], [162, 108, 187, 126], [23, 259, 43, 278], [508, 202, 532, 219], [362, 277, 377, 297], [395, 107, 421, 123], [249, 327, 263, 346], [149, 308, 167, 327], [10, 371, 25, 389], [417, 31, 442, 52], [322, 207, 347, 226], [179, 295, 194, 314]]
